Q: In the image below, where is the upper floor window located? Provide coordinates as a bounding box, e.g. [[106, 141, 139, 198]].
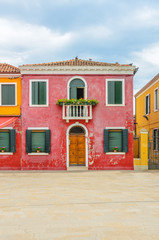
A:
[[154, 88, 158, 111], [68, 77, 87, 99], [106, 79, 125, 106], [145, 94, 150, 115], [153, 129, 158, 150], [0, 83, 16, 106], [29, 80, 48, 107]]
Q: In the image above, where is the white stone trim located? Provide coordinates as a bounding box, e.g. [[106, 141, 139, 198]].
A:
[[106, 152, 125, 155], [19, 65, 136, 75], [28, 127, 49, 130], [135, 79, 159, 99], [29, 79, 49, 107], [67, 76, 87, 99], [2, 127, 13, 129], [105, 79, 125, 106], [105, 127, 125, 129], [66, 122, 88, 168], [0, 74, 21, 78], [145, 93, 150, 115], [0, 82, 17, 106], [28, 153, 49, 155], [0, 152, 13, 155]]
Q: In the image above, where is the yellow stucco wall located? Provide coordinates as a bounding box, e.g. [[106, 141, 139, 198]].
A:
[[136, 80, 159, 140], [0, 77, 21, 116]]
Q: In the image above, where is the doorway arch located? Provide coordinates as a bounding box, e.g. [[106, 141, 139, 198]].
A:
[[66, 122, 88, 167]]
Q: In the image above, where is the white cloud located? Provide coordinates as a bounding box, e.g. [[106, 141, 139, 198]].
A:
[[0, 18, 74, 65], [80, 25, 113, 40]]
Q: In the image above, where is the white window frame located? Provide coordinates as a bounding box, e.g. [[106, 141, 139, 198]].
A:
[[154, 88, 158, 112], [145, 93, 150, 115], [106, 79, 125, 106], [29, 79, 49, 107], [0, 82, 17, 106]]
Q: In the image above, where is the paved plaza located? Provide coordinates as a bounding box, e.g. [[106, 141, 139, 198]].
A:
[[0, 170, 159, 240]]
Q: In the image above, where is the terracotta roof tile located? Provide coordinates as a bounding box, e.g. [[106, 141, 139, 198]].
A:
[[135, 73, 159, 98], [0, 63, 20, 74], [22, 57, 131, 67]]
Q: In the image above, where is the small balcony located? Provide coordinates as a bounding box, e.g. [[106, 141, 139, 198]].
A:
[[63, 104, 92, 122], [56, 99, 99, 123]]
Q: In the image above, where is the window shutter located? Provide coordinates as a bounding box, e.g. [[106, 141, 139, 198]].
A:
[[26, 130, 32, 153], [108, 81, 115, 104], [45, 130, 51, 153], [122, 129, 128, 153], [39, 82, 46, 105], [2, 84, 15, 105], [32, 82, 39, 105], [104, 129, 109, 153], [148, 94, 150, 114], [9, 129, 16, 152], [115, 81, 122, 104], [70, 79, 85, 99]]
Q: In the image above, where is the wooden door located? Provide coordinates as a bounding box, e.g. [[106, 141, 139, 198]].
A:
[[69, 135, 85, 165]]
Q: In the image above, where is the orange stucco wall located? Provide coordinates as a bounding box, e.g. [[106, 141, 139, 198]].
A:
[[0, 77, 21, 116]]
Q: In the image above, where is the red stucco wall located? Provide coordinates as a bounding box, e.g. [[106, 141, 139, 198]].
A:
[[21, 74, 134, 170], [0, 117, 21, 170]]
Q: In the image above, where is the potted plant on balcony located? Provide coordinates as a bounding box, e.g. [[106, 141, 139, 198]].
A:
[[56, 99, 65, 106], [90, 99, 99, 105], [113, 146, 118, 152], [36, 147, 41, 153], [56, 98, 99, 106], [1, 147, 6, 153]]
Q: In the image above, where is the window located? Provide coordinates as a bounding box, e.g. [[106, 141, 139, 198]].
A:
[[106, 79, 125, 105], [30, 80, 48, 106], [154, 88, 158, 111], [145, 94, 150, 114], [69, 79, 85, 99], [26, 129, 51, 153], [0, 83, 16, 106], [104, 128, 128, 153], [0, 129, 16, 152], [153, 129, 158, 150]]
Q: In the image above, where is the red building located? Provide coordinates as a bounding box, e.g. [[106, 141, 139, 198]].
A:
[[20, 58, 137, 170]]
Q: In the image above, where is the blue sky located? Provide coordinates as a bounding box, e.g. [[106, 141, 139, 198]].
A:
[[0, 0, 159, 100]]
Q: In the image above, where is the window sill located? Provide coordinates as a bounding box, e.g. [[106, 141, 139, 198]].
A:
[[154, 109, 158, 112], [106, 104, 125, 107], [106, 152, 126, 155], [28, 153, 49, 155], [29, 105, 49, 107], [0, 152, 13, 155]]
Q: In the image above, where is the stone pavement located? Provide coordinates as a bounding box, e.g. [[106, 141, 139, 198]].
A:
[[0, 170, 159, 240]]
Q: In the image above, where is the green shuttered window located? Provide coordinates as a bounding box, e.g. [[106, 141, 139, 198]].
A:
[[0, 129, 16, 152], [104, 129, 128, 153], [26, 130, 51, 153], [108, 81, 122, 104], [1, 84, 15, 105], [32, 81, 47, 105], [70, 79, 85, 99]]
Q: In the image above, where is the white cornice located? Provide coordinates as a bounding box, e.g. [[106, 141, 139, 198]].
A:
[[0, 74, 21, 78], [19, 65, 136, 75]]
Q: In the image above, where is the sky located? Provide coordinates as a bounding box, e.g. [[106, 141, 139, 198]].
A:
[[0, 0, 159, 106]]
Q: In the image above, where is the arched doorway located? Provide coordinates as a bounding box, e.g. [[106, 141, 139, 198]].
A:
[[69, 126, 86, 166]]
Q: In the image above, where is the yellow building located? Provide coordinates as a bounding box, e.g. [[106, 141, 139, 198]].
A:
[[135, 73, 159, 168], [0, 63, 21, 116]]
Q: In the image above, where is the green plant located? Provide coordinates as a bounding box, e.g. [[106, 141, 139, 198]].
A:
[[113, 146, 118, 151], [35, 147, 41, 152], [56, 98, 99, 105], [0, 147, 5, 152]]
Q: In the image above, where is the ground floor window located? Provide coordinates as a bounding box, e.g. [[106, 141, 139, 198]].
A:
[[26, 129, 51, 153], [153, 129, 158, 150], [104, 128, 128, 153], [0, 129, 16, 152]]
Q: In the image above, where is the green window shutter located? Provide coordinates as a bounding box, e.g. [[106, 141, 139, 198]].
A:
[[108, 81, 115, 104], [38, 82, 46, 105], [2, 84, 15, 105], [0, 131, 9, 152], [115, 81, 122, 104], [9, 129, 16, 153], [45, 130, 51, 153], [26, 130, 32, 153], [109, 131, 122, 152], [122, 129, 128, 153], [104, 129, 109, 152], [32, 132, 45, 152], [32, 82, 39, 105], [70, 79, 85, 99]]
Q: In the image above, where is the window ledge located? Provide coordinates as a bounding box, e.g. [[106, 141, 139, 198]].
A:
[[29, 105, 49, 107], [154, 109, 158, 112], [106, 104, 125, 107], [0, 152, 13, 155], [28, 153, 49, 155], [106, 152, 126, 155]]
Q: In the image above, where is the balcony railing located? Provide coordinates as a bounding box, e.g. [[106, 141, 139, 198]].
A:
[[62, 104, 92, 122]]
